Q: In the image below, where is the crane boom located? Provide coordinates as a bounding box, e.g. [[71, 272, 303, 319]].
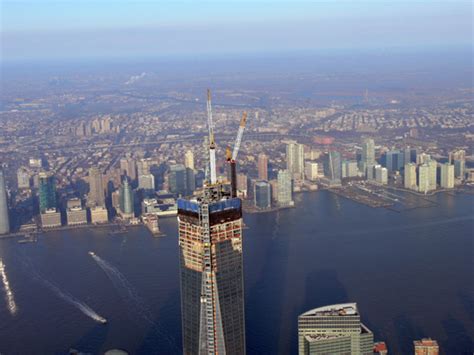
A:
[[206, 89, 215, 145], [231, 112, 247, 161], [206, 89, 217, 185]]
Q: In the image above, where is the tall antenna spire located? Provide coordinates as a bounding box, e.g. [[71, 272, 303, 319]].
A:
[[207, 89, 217, 185]]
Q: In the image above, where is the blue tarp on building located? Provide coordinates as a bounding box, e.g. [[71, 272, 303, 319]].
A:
[[178, 198, 241, 214]]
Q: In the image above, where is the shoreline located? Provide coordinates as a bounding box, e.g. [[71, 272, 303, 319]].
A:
[[2, 186, 471, 239]]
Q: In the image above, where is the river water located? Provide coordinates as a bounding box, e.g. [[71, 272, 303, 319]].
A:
[[0, 190, 472, 354]]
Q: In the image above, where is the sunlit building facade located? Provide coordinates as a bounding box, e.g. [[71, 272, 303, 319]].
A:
[[298, 303, 374, 355], [0, 169, 10, 234], [177, 194, 246, 354]]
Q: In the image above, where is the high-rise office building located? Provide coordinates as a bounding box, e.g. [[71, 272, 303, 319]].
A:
[[40, 208, 61, 228], [324, 151, 342, 185], [66, 198, 87, 226], [177, 90, 246, 354], [453, 160, 465, 180], [120, 157, 137, 181], [309, 149, 321, 160], [169, 164, 190, 196], [404, 147, 417, 164], [418, 164, 429, 193], [90, 206, 108, 224], [427, 160, 437, 190], [257, 153, 269, 181], [386, 150, 404, 172], [451, 149, 466, 180], [119, 178, 134, 218], [138, 173, 155, 191], [269, 179, 278, 202], [184, 150, 195, 171], [375, 165, 388, 185], [366, 164, 375, 180], [286, 141, 305, 180], [177, 190, 245, 354], [417, 152, 431, 165], [362, 138, 375, 167], [0, 169, 10, 234], [440, 163, 454, 189], [449, 149, 466, 180], [236, 173, 248, 197], [38, 172, 57, 213], [418, 164, 436, 194], [342, 160, 358, 178], [305, 162, 319, 181], [254, 180, 271, 209], [17, 168, 30, 189], [277, 170, 293, 207], [414, 338, 439, 355], [298, 303, 374, 355], [88, 167, 105, 207], [404, 163, 417, 190], [186, 168, 196, 195], [137, 158, 152, 176]]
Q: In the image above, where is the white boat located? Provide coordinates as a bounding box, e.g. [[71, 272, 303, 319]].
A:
[[88, 251, 96, 257]]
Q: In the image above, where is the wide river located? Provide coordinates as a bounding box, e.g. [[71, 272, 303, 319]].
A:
[[0, 190, 472, 354]]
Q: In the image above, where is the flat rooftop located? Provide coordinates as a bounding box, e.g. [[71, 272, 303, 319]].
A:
[[300, 303, 359, 317]]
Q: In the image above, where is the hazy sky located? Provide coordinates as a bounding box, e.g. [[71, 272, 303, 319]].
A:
[[1, 0, 472, 61]]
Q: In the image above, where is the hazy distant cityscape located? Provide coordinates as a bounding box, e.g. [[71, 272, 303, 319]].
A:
[[0, 66, 472, 235]]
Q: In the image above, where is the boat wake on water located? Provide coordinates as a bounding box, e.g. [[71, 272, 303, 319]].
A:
[[40, 277, 107, 324], [19, 255, 106, 324], [89, 251, 177, 350]]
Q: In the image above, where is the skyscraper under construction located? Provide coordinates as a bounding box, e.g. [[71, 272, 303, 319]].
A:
[[177, 90, 246, 354]]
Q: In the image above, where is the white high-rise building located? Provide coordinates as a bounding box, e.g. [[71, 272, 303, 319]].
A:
[[304, 162, 319, 181], [17, 168, 30, 189], [138, 174, 155, 190], [375, 166, 388, 185], [184, 150, 195, 170], [277, 170, 294, 207], [342, 160, 359, 178], [286, 141, 305, 180], [137, 158, 152, 176], [428, 160, 437, 191], [418, 164, 435, 193], [404, 163, 417, 190], [417, 152, 431, 165], [236, 173, 248, 197], [362, 138, 375, 166], [440, 163, 454, 189], [366, 164, 375, 180]]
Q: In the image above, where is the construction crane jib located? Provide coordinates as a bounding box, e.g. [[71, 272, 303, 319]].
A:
[[207, 89, 217, 185], [232, 112, 247, 161]]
